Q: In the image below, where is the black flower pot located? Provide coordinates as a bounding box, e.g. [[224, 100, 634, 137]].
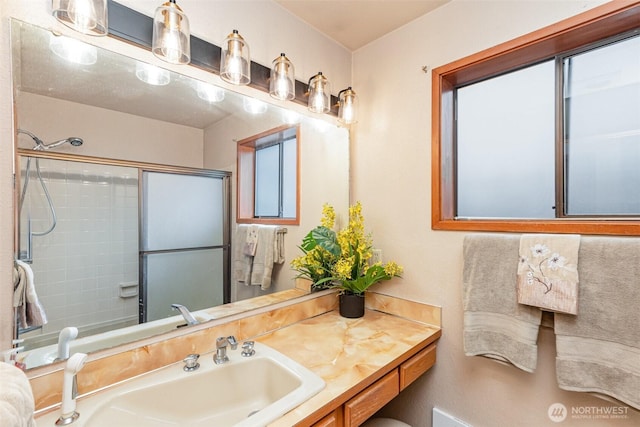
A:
[[339, 292, 365, 318]]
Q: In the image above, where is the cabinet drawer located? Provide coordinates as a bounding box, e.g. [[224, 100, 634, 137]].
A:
[[313, 407, 343, 427], [400, 343, 436, 391], [344, 370, 399, 427]]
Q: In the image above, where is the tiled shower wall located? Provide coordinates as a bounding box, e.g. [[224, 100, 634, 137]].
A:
[[19, 158, 139, 349]]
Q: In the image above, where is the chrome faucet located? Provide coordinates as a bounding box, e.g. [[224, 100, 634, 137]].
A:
[[171, 304, 199, 325], [214, 336, 237, 364]]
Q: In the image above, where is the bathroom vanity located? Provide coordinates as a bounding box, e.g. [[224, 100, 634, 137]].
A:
[[31, 291, 441, 426]]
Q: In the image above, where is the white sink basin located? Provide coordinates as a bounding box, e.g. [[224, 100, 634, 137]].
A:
[[36, 342, 324, 427]]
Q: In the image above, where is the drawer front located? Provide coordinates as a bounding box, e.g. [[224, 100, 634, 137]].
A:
[[344, 370, 400, 427], [312, 408, 343, 427], [400, 343, 436, 391]]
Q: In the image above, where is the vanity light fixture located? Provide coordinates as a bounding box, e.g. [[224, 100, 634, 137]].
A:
[[152, 0, 191, 65], [269, 53, 295, 101], [135, 62, 170, 86], [338, 87, 358, 125], [307, 72, 331, 113], [220, 30, 251, 85], [49, 33, 97, 65], [52, 0, 108, 36]]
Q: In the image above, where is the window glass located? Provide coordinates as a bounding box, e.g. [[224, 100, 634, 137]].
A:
[[237, 124, 299, 224], [456, 61, 556, 219], [255, 144, 280, 217], [564, 35, 640, 215]]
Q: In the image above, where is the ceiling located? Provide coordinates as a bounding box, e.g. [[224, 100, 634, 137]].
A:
[[275, 0, 450, 51]]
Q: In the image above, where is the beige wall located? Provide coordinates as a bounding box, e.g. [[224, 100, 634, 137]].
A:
[[353, 0, 638, 426], [0, 0, 351, 349], [17, 92, 204, 166]]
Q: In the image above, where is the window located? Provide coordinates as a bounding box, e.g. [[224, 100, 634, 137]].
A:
[[237, 124, 300, 225], [432, 2, 640, 235]]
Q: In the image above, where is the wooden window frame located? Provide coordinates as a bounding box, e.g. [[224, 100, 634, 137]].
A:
[[236, 124, 301, 225], [432, 1, 640, 236]]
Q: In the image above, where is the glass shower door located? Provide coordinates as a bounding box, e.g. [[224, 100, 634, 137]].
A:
[[141, 171, 230, 322]]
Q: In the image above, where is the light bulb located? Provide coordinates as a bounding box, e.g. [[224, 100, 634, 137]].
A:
[[225, 55, 244, 85], [220, 30, 250, 85], [161, 28, 182, 63], [269, 54, 295, 101], [68, 0, 98, 32], [152, 0, 190, 64]]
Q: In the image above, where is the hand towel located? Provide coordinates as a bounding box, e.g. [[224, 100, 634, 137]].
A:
[[233, 225, 254, 285], [0, 362, 36, 427], [250, 225, 278, 290], [554, 236, 640, 410], [463, 234, 542, 372], [517, 234, 580, 314], [274, 228, 286, 265], [14, 260, 47, 329], [13, 264, 26, 325]]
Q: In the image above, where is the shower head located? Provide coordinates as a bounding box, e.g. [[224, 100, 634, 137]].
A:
[[36, 137, 84, 150], [68, 137, 83, 147], [18, 130, 84, 151]]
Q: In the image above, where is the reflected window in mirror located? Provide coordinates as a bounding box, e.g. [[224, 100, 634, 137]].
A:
[[237, 124, 300, 225]]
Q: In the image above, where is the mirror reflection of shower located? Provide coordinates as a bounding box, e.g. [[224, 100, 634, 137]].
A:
[[17, 129, 84, 262]]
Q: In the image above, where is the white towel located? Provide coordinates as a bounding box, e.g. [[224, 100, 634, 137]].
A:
[[0, 362, 36, 427], [250, 225, 280, 290], [463, 234, 542, 372], [14, 260, 47, 329], [555, 236, 640, 410], [233, 225, 253, 285]]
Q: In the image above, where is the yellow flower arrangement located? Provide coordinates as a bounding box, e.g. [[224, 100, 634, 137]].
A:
[[291, 202, 403, 294]]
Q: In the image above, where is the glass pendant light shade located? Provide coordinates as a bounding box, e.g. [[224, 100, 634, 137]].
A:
[[52, 0, 108, 36], [220, 30, 251, 85], [152, 0, 191, 65], [338, 87, 358, 124], [269, 53, 295, 101], [308, 72, 331, 113]]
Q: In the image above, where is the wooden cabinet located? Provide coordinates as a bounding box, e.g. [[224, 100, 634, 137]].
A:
[[311, 343, 437, 427], [345, 370, 399, 427], [313, 408, 344, 427], [400, 344, 437, 391]]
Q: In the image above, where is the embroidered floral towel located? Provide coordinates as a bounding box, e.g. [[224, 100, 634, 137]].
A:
[[517, 234, 581, 315]]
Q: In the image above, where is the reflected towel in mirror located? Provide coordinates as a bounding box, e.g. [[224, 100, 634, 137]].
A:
[[13, 260, 47, 329]]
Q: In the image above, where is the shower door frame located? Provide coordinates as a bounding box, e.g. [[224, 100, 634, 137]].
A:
[[138, 168, 232, 323]]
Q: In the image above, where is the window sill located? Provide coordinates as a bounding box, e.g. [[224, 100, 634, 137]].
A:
[[432, 218, 640, 236]]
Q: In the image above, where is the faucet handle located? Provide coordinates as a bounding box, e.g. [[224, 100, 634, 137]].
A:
[[241, 341, 255, 357], [216, 336, 228, 349], [183, 354, 200, 372], [227, 336, 238, 350]]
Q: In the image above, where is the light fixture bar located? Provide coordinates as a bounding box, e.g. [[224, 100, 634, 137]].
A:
[[105, 0, 339, 114]]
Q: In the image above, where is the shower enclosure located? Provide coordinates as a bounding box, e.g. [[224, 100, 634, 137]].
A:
[[17, 152, 230, 349]]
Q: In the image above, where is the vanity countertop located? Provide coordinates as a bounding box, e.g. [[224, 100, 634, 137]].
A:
[[260, 308, 441, 426], [31, 292, 440, 426]]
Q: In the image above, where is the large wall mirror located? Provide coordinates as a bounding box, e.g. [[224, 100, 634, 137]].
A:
[[11, 19, 349, 370]]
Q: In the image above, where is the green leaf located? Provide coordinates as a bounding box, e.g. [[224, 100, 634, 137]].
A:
[[311, 227, 340, 256], [300, 230, 317, 252]]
